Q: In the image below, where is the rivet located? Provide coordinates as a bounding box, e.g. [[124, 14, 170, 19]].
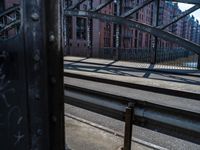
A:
[[33, 53, 40, 62], [37, 129, 43, 136], [51, 77, 57, 84], [31, 13, 39, 21], [49, 34, 55, 42], [52, 116, 57, 122], [35, 93, 40, 100]]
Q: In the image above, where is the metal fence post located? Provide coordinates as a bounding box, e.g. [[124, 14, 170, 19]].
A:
[[114, 0, 121, 61], [151, 0, 160, 64], [123, 103, 134, 150], [87, 0, 93, 58]]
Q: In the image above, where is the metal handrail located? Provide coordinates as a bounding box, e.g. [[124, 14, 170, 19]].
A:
[[64, 75, 200, 145]]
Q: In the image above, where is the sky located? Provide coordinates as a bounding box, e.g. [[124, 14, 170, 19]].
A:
[[178, 3, 200, 22]]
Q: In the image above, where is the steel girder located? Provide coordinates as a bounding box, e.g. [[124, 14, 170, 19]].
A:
[[91, 0, 113, 12], [68, 0, 87, 9], [0, 5, 20, 18], [65, 10, 200, 55], [159, 5, 200, 29], [121, 0, 154, 18], [0, 0, 65, 149]]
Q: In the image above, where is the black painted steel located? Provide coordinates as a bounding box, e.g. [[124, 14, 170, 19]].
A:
[[91, 0, 113, 12], [0, 1, 29, 149], [158, 5, 200, 29], [121, 0, 154, 18], [0, 0, 64, 149], [45, 0, 65, 149], [124, 103, 134, 150], [68, 0, 87, 10], [0, 5, 20, 39]]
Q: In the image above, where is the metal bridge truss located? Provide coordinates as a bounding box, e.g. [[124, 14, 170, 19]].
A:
[[0, 1, 200, 150], [64, 0, 200, 149], [0, 5, 20, 39], [64, 0, 200, 69]]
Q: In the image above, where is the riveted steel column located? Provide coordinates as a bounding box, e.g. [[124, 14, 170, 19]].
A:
[[87, 0, 93, 57], [123, 103, 134, 150], [198, 55, 200, 70], [45, 0, 65, 149], [151, 0, 160, 64], [24, 0, 52, 149], [23, 0, 65, 149], [114, 0, 121, 61], [65, 0, 71, 55]]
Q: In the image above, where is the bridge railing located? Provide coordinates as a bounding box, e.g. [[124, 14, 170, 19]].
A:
[[64, 72, 200, 148], [98, 47, 199, 69]]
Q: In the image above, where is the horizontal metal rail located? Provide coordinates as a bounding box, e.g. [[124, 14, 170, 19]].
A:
[[64, 76, 200, 144]]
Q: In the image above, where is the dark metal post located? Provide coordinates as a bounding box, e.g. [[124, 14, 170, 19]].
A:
[[114, 0, 121, 61], [198, 55, 200, 70], [123, 103, 134, 150], [87, 0, 93, 57], [151, 0, 160, 64], [65, 0, 72, 56], [45, 0, 65, 149]]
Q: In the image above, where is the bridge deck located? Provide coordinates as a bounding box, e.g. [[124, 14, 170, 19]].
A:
[[64, 56, 200, 115], [64, 56, 200, 85]]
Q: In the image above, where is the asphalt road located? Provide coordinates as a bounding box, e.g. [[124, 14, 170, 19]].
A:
[[64, 57, 200, 149], [65, 104, 200, 150]]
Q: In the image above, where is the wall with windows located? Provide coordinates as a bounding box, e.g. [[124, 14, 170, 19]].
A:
[[64, 0, 200, 57]]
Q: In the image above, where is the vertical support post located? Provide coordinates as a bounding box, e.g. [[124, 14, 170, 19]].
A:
[[45, 0, 65, 149], [66, 0, 71, 55], [123, 103, 134, 150], [151, 0, 160, 64], [66, 17, 71, 55], [114, 0, 121, 61], [87, 0, 93, 57], [0, 0, 4, 12], [197, 55, 200, 70]]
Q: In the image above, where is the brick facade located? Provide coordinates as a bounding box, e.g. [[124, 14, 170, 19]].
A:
[[66, 1, 200, 56]]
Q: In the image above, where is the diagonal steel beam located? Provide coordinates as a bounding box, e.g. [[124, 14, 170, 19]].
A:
[[65, 10, 200, 55], [159, 5, 200, 29], [0, 5, 20, 18], [121, 0, 154, 18], [68, 0, 87, 10], [91, 0, 113, 12], [166, 0, 200, 4], [0, 19, 20, 33]]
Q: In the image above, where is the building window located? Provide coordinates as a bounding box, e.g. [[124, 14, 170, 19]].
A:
[[77, 17, 87, 40]]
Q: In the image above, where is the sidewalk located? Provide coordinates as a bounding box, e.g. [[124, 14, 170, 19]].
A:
[[65, 115, 163, 150]]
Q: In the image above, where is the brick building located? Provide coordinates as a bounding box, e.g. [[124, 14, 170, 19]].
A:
[[64, 0, 200, 56]]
